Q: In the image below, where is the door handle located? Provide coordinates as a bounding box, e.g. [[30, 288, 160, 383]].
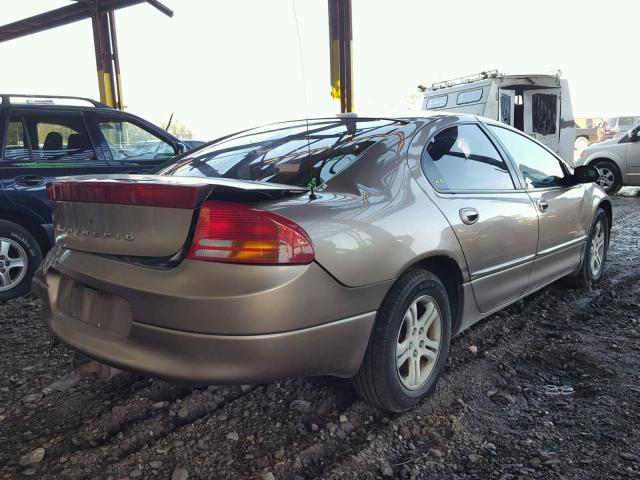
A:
[[459, 207, 480, 225], [15, 175, 44, 187], [536, 198, 549, 213]]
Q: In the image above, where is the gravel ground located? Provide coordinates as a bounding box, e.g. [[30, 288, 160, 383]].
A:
[[1, 189, 639, 480]]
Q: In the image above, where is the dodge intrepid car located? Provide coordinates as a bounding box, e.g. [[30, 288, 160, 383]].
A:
[[34, 114, 610, 412]]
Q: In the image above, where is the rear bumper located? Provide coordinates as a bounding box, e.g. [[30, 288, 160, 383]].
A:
[[33, 249, 383, 383]]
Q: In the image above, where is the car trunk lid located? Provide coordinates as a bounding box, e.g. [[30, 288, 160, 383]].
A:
[[48, 174, 307, 258]]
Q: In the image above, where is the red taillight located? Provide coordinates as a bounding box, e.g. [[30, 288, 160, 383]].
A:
[[187, 201, 314, 264], [47, 182, 199, 209]]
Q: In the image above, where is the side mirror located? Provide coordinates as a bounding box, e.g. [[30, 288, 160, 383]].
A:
[[629, 129, 640, 142], [176, 142, 187, 154], [574, 165, 600, 184]]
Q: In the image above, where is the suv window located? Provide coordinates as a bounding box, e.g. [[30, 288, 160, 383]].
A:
[[3, 113, 96, 164], [158, 118, 406, 187], [488, 125, 567, 188], [421, 124, 514, 191], [99, 118, 175, 163]]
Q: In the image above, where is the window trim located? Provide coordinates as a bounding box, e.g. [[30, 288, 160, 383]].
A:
[[425, 95, 448, 110], [419, 121, 520, 194], [456, 88, 484, 106], [2, 114, 33, 162], [484, 123, 575, 191]]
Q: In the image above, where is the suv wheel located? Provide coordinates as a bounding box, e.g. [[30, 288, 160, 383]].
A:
[[352, 270, 451, 412], [593, 160, 622, 195], [0, 220, 42, 301]]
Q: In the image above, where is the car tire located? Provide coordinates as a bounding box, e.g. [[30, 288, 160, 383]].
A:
[[352, 270, 451, 412], [593, 160, 622, 195], [565, 208, 609, 288], [574, 136, 589, 151], [0, 220, 42, 301]]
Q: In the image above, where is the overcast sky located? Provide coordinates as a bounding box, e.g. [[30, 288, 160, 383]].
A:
[[1, 1, 638, 139]]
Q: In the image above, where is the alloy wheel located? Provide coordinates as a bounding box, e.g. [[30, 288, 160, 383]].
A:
[[0, 238, 28, 292], [396, 295, 442, 390], [589, 220, 606, 277], [596, 166, 615, 191]]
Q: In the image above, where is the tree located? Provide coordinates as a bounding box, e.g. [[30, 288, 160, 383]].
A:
[[156, 116, 194, 139]]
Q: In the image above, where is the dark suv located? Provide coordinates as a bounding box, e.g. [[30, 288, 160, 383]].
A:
[[0, 94, 197, 300]]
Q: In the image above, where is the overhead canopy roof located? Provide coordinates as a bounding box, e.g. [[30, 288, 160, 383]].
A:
[[0, 0, 173, 43]]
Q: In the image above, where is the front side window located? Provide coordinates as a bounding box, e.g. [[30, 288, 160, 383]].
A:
[[3, 119, 30, 161], [488, 125, 567, 188], [425, 95, 448, 110], [158, 118, 406, 187], [99, 119, 175, 163], [421, 124, 514, 191], [3, 113, 95, 164]]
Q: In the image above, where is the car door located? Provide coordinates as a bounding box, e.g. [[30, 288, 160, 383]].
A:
[[487, 125, 591, 292], [419, 121, 539, 313], [0, 109, 112, 225], [624, 124, 640, 183], [93, 112, 180, 174], [498, 89, 515, 127]]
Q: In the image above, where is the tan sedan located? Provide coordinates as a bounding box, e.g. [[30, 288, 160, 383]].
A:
[[34, 114, 610, 411]]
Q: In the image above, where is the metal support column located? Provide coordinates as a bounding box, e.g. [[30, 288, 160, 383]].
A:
[[92, 7, 120, 108], [328, 0, 353, 113]]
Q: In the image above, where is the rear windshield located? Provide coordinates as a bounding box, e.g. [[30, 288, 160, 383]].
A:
[[158, 118, 406, 188]]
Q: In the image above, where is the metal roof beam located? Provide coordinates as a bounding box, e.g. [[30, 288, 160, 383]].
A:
[[0, 0, 172, 43]]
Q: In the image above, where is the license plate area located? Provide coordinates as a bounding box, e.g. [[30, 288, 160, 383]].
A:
[[55, 274, 132, 339]]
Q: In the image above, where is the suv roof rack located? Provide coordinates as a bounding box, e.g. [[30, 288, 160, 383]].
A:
[[427, 70, 502, 91], [0, 94, 110, 108]]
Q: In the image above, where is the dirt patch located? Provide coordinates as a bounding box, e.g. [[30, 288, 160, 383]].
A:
[[1, 190, 639, 480]]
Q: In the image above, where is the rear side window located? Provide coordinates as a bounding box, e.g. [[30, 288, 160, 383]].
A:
[[488, 125, 566, 188], [425, 96, 447, 110], [421, 124, 514, 191], [3, 113, 96, 164], [457, 89, 483, 105], [158, 119, 406, 188]]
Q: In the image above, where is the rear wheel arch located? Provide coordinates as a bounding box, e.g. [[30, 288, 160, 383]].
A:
[[0, 209, 51, 255], [400, 255, 464, 335]]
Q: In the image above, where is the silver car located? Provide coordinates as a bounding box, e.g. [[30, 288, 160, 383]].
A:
[[575, 123, 640, 194], [35, 113, 610, 412]]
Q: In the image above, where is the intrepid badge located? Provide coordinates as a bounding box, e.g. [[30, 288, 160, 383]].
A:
[[57, 225, 135, 241]]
